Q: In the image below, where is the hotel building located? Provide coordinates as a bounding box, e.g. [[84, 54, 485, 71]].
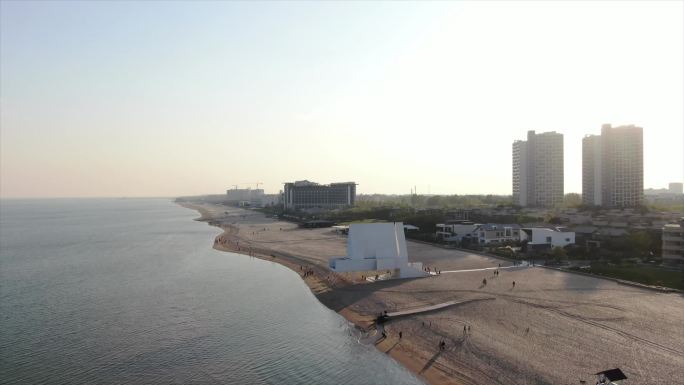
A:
[[283, 180, 356, 211]]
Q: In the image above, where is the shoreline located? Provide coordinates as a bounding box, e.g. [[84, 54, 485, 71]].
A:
[[178, 201, 684, 385], [178, 201, 454, 385]]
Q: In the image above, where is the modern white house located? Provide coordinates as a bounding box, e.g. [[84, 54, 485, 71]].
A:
[[435, 222, 479, 243], [329, 222, 427, 279], [520, 227, 575, 249], [436, 223, 522, 245], [471, 224, 522, 245]]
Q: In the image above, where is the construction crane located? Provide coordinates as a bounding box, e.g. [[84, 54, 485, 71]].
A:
[[239, 182, 263, 190]]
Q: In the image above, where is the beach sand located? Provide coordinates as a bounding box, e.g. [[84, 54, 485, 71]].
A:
[[181, 202, 684, 385]]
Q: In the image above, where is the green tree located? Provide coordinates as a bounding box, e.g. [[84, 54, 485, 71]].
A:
[[552, 246, 567, 263], [426, 195, 442, 207], [548, 216, 563, 225], [628, 231, 653, 258], [562, 193, 582, 208]]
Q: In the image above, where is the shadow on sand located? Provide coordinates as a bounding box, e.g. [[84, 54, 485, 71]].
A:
[[419, 351, 443, 375], [315, 276, 423, 313]]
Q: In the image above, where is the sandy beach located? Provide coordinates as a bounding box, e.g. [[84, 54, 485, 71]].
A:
[[181, 202, 684, 385]]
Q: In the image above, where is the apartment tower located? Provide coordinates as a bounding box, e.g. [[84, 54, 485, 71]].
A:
[[582, 124, 643, 207], [512, 130, 564, 207]]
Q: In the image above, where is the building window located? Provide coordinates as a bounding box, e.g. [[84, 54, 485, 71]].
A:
[[565, 238, 570, 242], [546, 236, 552, 243]]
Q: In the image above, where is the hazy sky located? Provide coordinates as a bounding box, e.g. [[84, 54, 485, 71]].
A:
[[1, 1, 682, 198]]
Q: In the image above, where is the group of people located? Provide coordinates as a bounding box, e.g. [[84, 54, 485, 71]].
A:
[[482, 277, 516, 288], [300, 266, 315, 278], [423, 266, 442, 275], [480, 265, 519, 289], [380, 329, 403, 340], [438, 340, 447, 350], [214, 236, 241, 251]]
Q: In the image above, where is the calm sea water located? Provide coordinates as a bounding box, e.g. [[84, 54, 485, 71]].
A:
[[0, 198, 423, 385]]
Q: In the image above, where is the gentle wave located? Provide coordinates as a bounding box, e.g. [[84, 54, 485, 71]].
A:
[[0, 198, 423, 385]]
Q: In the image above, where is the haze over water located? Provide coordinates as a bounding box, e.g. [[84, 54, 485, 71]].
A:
[[0, 198, 423, 385]]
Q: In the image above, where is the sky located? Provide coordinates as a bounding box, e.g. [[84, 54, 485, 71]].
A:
[[1, 1, 682, 198]]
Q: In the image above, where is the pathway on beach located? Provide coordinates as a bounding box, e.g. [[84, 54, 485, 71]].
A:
[[386, 298, 495, 318], [429, 262, 530, 275]]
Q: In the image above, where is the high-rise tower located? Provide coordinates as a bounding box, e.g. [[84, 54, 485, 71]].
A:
[[512, 130, 564, 207], [582, 124, 643, 207]]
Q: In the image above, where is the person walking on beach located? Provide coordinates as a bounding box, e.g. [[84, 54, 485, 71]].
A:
[[399, 331, 403, 339], [512, 281, 516, 288]]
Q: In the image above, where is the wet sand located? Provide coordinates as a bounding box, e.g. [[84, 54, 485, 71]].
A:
[[180, 202, 684, 385]]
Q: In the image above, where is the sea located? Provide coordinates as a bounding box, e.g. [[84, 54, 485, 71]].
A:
[[0, 198, 424, 385]]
